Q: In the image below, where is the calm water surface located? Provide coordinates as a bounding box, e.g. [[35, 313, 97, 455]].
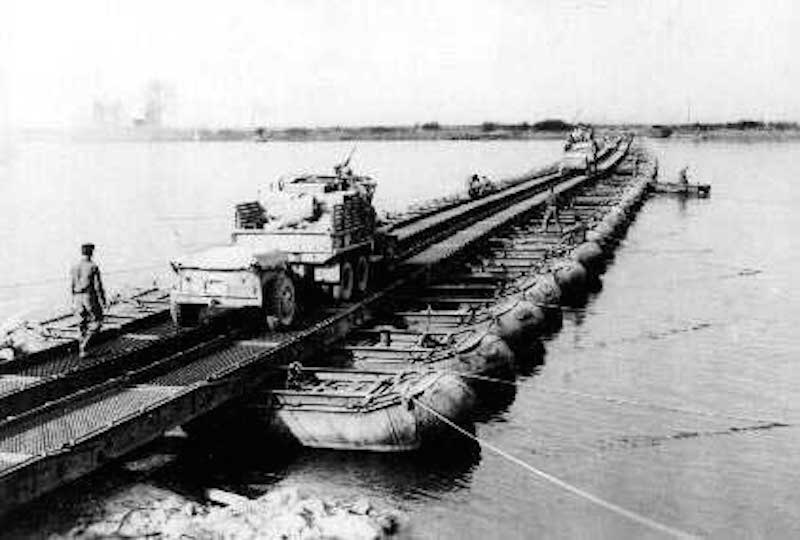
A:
[[2, 138, 800, 538]]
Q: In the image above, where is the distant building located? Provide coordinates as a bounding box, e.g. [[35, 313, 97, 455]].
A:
[[134, 80, 171, 128]]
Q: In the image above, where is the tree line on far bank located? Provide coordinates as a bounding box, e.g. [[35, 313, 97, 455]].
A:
[[249, 119, 799, 141], [420, 119, 573, 132], [670, 120, 799, 131]]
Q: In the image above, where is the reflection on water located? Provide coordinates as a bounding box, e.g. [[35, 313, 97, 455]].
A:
[[147, 428, 483, 508], [509, 338, 546, 378], [470, 382, 518, 424], [260, 441, 482, 502]]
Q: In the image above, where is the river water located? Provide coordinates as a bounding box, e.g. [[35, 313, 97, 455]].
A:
[[2, 138, 800, 538]]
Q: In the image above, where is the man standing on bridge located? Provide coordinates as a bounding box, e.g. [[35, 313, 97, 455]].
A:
[[540, 186, 562, 233], [71, 243, 106, 358]]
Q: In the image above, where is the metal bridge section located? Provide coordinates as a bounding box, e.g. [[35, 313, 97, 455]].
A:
[[0, 139, 631, 516]]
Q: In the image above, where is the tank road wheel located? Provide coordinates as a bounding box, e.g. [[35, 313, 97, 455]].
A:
[[332, 260, 355, 302], [264, 273, 297, 331], [355, 255, 370, 296]]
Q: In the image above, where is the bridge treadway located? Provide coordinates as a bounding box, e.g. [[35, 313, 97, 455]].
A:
[[0, 138, 632, 516]]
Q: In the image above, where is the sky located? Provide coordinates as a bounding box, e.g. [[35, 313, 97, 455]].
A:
[[1, 0, 798, 128]]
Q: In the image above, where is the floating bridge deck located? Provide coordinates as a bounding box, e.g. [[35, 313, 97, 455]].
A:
[[0, 139, 632, 516]]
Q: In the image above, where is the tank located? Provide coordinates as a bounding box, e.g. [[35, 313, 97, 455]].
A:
[[169, 163, 383, 329], [560, 126, 598, 175]]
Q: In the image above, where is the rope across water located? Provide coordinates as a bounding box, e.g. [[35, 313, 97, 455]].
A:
[[411, 397, 700, 539]]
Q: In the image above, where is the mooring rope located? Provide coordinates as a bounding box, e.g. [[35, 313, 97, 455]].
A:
[[411, 397, 699, 539]]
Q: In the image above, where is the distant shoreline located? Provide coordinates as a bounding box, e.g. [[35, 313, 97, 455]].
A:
[[662, 129, 800, 142], [14, 123, 800, 143]]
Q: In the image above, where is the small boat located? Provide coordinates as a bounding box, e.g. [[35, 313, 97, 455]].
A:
[[651, 181, 711, 197], [249, 367, 475, 452], [344, 325, 516, 382]]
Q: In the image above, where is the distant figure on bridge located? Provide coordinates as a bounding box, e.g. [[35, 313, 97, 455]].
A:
[[468, 174, 482, 199], [467, 173, 495, 199], [70, 243, 106, 358], [678, 166, 689, 185], [539, 186, 562, 232]]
